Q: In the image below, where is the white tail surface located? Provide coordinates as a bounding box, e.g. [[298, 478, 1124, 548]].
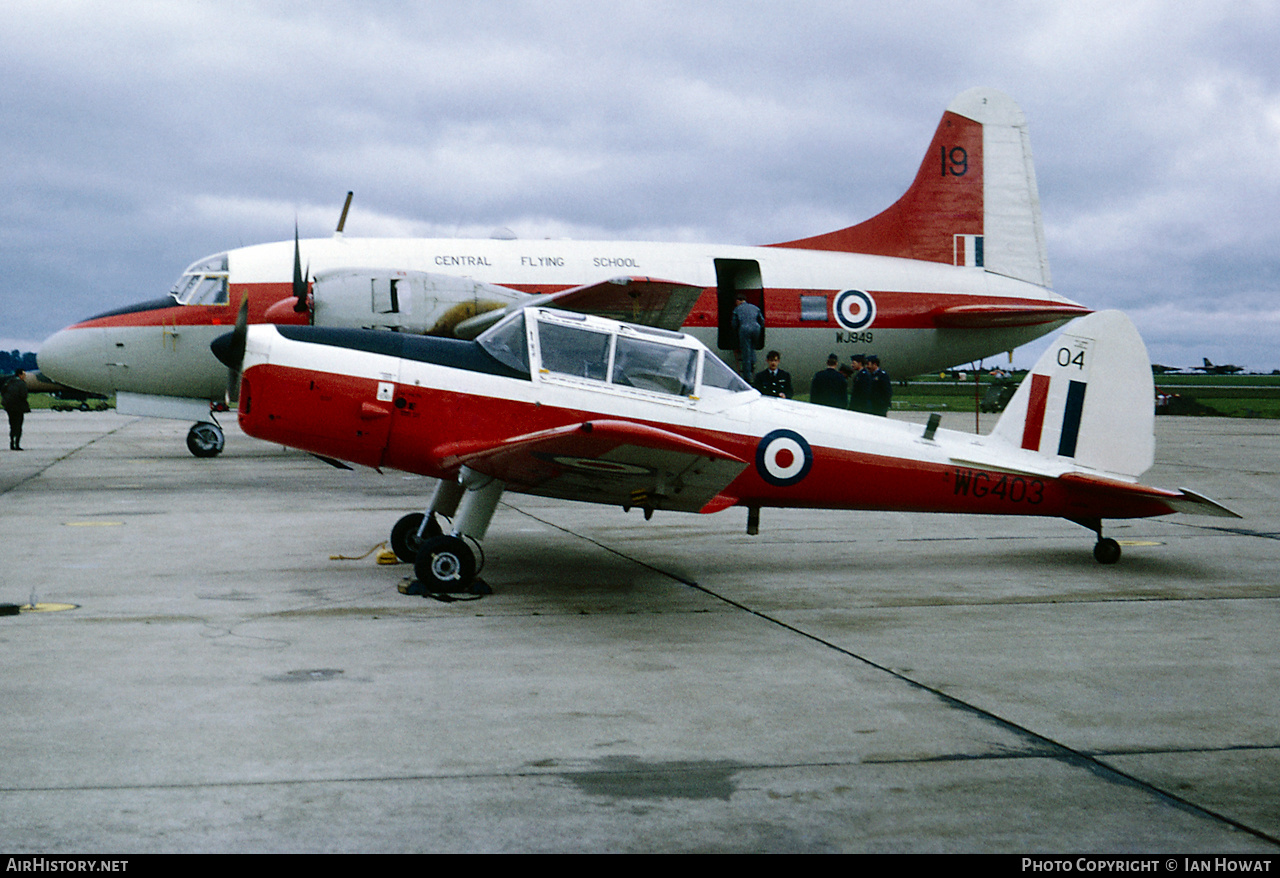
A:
[[991, 311, 1154, 479]]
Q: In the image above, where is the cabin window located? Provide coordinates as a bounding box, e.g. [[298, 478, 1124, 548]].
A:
[[612, 335, 697, 396], [538, 321, 612, 381], [800, 295, 827, 322]]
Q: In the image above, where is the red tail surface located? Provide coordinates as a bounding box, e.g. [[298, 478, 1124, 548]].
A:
[[771, 88, 1050, 290]]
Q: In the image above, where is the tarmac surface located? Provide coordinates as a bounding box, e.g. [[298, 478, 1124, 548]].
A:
[[1, 410, 1278, 853]]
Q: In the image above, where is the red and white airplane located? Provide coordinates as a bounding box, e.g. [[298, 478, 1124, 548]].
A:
[[213, 303, 1236, 592], [43, 88, 1089, 457]]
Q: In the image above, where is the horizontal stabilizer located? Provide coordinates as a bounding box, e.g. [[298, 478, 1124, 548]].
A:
[[933, 303, 1091, 329], [1165, 488, 1241, 518], [1056, 473, 1240, 519]]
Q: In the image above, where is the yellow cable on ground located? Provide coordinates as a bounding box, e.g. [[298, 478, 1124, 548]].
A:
[[330, 541, 403, 564]]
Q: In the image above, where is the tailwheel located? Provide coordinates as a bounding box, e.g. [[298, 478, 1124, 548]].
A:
[[1093, 537, 1122, 565], [390, 512, 442, 563], [186, 422, 225, 458], [415, 535, 477, 592]]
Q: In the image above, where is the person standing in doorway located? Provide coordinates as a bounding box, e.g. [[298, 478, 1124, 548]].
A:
[[730, 293, 765, 381]]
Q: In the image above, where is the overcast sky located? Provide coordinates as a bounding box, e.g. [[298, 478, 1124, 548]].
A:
[[3, 0, 1278, 370]]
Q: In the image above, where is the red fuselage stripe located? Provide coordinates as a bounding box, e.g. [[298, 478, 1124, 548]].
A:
[[70, 283, 1071, 332]]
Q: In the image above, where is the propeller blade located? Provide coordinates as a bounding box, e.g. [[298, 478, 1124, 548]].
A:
[[211, 295, 250, 404], [292, 223, 309, 313]]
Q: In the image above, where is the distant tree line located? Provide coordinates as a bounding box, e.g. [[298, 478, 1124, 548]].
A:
[[1, 350, 39, 375]]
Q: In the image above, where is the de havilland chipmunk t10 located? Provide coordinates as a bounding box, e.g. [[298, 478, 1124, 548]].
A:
[[41, 88, 1089, 457], [213, 303, 1236, 593]]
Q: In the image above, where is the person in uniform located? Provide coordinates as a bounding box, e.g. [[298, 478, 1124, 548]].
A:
[[754, 351, 793, 399], [3, 370, 31, 450], [848, 354, 871, 413], [730, 293, 765, 381], [866, 354, 892, 417], [810, 353, 848, 408]]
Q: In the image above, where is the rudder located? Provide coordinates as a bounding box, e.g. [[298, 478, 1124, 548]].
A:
[[990, 311, 1154, 479]]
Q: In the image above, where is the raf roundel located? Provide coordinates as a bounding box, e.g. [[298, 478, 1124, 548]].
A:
[[755, 429, 813, 487], [834, 289, 876, 331]]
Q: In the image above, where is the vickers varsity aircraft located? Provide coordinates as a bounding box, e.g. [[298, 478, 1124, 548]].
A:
[[44, 88, 1089, 457], [212, 303, 1236, 593]]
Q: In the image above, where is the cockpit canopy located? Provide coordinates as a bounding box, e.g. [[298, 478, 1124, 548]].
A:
[[478, 308, 752, 400], [171, 253, 229, 306]]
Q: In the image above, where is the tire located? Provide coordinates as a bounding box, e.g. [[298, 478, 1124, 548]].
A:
[[1093, 538, 1121, 565], [390, 513, 442, 563], [186, 422, 225, 458], [414, 535, 476, 592]]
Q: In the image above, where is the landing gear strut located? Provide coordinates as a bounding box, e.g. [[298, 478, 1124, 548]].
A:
[[397, 468, 504, 593], [186, 421, 225, 458]]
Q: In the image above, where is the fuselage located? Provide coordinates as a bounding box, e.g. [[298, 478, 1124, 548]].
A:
[[229, 310, 1174, 524], [40, 235, 1086, 401]]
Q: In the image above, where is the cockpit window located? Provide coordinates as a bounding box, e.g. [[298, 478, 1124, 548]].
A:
[[612, 335, 697, 396], [700, 352, 752, 393], [477, 312, 530, 375], [538, 321, 613, 381], [171, 253, 230, 306]]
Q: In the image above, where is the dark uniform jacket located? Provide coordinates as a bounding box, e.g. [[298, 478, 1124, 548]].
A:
[[810, 368, 848, 408], [754, 367, 793, 399]]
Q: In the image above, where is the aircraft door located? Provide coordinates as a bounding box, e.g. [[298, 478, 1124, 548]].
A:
[[714, 259, 764, 351]]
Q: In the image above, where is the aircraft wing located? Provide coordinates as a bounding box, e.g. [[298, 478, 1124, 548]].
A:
[[454, 276, 705, 338], [932, 303, 1092, 328], [434, 419, 747, 513]]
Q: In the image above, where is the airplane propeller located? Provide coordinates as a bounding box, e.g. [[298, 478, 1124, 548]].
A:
[[212, 295, 250, 404], [292, 223, 311, 316]]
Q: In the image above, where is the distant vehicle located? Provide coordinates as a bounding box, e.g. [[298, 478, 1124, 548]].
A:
[[980, 377, 1018, 413], [1195, 358, 1244, 375]]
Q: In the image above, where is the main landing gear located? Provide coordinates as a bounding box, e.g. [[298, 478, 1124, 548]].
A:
[[390, 467, 504, 594], [1071, 517, 1122, 565], [186, 421, 225, 458]]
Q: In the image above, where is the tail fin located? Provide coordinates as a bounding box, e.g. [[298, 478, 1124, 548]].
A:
[[770, 88, 1051, 289], [990, 311, 1155, 479]]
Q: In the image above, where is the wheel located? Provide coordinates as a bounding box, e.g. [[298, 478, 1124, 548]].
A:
[[186, 422, 225, 458], [414, 535, 476, 592], [390, 512, 442, 563], [1093, 537, 1121, 565]]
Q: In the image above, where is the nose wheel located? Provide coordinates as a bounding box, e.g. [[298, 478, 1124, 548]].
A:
[[186, 421, 225, 457]]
